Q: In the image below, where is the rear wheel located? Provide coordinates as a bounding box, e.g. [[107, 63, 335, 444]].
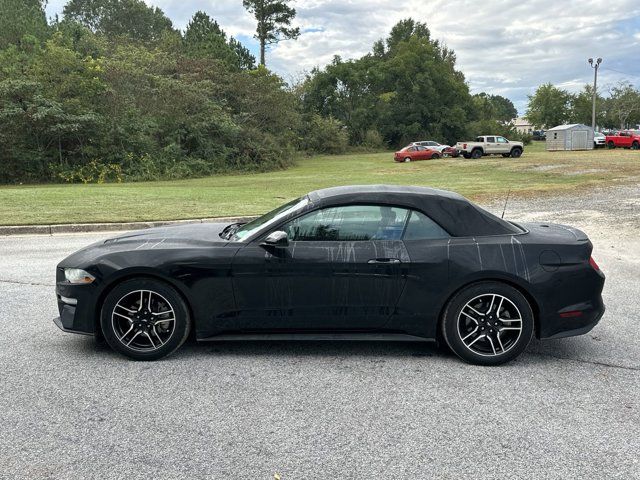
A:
[[471, 148, 483, 159], [510, 147, 523, 158], [100, 278, 191, 361], [442, 281, 534, 366], [608, 141, 615, 149], [404, 157, 411, 163]]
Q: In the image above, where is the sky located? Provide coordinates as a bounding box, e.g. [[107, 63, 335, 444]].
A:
[[45, 0, 640, 114]]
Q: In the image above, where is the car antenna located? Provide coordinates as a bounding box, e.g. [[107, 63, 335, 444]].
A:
[[501, 188, 511, 219]]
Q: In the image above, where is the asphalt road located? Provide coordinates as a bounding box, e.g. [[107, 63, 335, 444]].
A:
[[1, 187, 638, 479]]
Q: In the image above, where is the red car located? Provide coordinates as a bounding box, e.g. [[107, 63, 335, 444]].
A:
[[605, 131, 640, 149], [441, 146, 460, 158], [394, 145, 441, 162]]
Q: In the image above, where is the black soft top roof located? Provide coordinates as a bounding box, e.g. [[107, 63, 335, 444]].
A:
[[307, 185, 520, 237]]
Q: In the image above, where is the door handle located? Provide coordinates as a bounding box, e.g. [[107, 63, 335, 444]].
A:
[[368, 258, 401, 264]]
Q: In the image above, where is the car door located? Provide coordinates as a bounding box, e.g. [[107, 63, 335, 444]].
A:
[[415, 146, 430, 160], [484, 136, 497, 154], [619, 132, 631, 148], [230, 205, 410, 331], [388, 209, 451, 338], [496, 136, 509, 153]]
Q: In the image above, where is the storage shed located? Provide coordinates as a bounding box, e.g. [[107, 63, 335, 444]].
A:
[[546, 124, 594, 151]]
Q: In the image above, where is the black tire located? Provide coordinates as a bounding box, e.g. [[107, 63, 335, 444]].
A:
[[471, 148, 483, 159], [441, 281, 534, 366], [404, 157, 411, 163], [632, 141, 639, 150], [431, 153, 441, 159], [100, 278, 191, 361], [462, 152, 471, 159], [608, 141, 615, 149], [510, 147, 523, 158]]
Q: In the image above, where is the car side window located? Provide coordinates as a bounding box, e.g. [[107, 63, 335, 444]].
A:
[[403, 210, 450, 240], [497, 137, 508, 143], [408, 146, 416, 152], [486, 136, 496, 143], [283, 205, 410, 241]]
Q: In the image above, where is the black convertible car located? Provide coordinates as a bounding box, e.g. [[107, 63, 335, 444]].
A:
[[55, 185, 605, 365]]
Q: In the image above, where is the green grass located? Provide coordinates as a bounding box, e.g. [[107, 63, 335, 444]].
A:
[[1, 141, 639, 225]]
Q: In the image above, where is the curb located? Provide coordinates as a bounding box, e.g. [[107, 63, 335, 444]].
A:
[[0, 216, 256, 236]]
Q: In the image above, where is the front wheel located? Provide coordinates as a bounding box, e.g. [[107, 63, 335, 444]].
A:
[[608, 141, 615, 149], [100, 278, 191, 361], [431, 153, 441, 159], [632, 141, 639, 150], [441, 281, 534, 366], [510, 148, 523, 158]]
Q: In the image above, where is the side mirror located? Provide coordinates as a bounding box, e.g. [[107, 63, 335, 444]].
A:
[[261, 230, 289, 248]]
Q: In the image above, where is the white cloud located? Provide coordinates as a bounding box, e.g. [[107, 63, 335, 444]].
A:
[[46, 0, 640, 112]]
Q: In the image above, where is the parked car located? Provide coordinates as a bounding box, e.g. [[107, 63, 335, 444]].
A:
[[605, 131, 640, 149], [456, 136, 524, 159], [54, 185, 605, 365], [594, 132, 606, 148], [441, 146, 460, 158], [411, 140, 450, 153], [394, 145, 441, 162], [532, 130, 546, 141]]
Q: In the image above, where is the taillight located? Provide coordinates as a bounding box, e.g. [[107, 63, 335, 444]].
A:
[[463, 143, 467, 149], [589, 256, 600, 271]]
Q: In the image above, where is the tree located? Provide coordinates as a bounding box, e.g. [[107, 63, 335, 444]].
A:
[[570, 85, 604, 126], [63, 0, 175, 43], [0, 0, 48, 49], [242, 0, 300, 66], [183, 11, 255, 70], [525, 83, 571, 128], [472, 93, 518, 123], [300, 20, 473, 146], [606, 82, 640, 129]]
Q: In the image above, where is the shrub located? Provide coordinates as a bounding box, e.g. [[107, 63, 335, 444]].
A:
[[299, 114, 349, 154]]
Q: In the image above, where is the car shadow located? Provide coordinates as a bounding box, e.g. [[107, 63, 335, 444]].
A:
[[180, 338, 448, 360], [59, 333, 595, 366]]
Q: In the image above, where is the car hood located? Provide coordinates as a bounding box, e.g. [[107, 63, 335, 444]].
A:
[[59, 222, 232, 267]]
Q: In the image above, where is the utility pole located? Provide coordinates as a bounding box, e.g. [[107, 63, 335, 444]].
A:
[[588, 57, 602, 131]]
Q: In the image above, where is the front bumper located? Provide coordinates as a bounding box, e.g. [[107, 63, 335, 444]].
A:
[[53, 314, 94, 336], [55, 281, 98, 335]]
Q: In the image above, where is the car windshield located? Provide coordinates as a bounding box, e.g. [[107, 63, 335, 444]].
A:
[[230, 196, 309, 241]]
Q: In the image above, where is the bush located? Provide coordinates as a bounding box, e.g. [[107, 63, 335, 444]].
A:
[[360, 129, 386, 150], [299, 114, 349, 154], [50, 160, 123, 184]]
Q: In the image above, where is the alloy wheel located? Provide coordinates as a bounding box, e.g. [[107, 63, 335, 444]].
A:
[[457, 293, 523, 356], [111, 289, 176, 351]]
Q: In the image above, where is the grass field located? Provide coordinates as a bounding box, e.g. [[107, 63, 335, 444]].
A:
[[1, 142, 639, 225]]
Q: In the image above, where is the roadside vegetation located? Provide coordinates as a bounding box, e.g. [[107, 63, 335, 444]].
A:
[[2, 142, 639, 225], [0, 1, 526, 185]]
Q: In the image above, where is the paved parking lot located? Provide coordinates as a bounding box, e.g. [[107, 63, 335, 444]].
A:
[[1, 187, 638, 479]]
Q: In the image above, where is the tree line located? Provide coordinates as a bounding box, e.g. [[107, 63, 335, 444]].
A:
[[526, 82, 640, 130], [0, 0, 520, 184]]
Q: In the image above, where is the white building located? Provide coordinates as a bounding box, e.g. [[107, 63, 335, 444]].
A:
[[513, 117, 534, 134]]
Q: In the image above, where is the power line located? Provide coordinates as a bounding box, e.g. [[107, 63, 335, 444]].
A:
[[600, 67, 640, 79]]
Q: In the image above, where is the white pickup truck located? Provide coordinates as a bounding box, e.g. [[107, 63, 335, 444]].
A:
[[456, 135, 524, 159]]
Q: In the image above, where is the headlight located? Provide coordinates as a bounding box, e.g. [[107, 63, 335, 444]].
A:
[[64, 268, 95, 284]]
